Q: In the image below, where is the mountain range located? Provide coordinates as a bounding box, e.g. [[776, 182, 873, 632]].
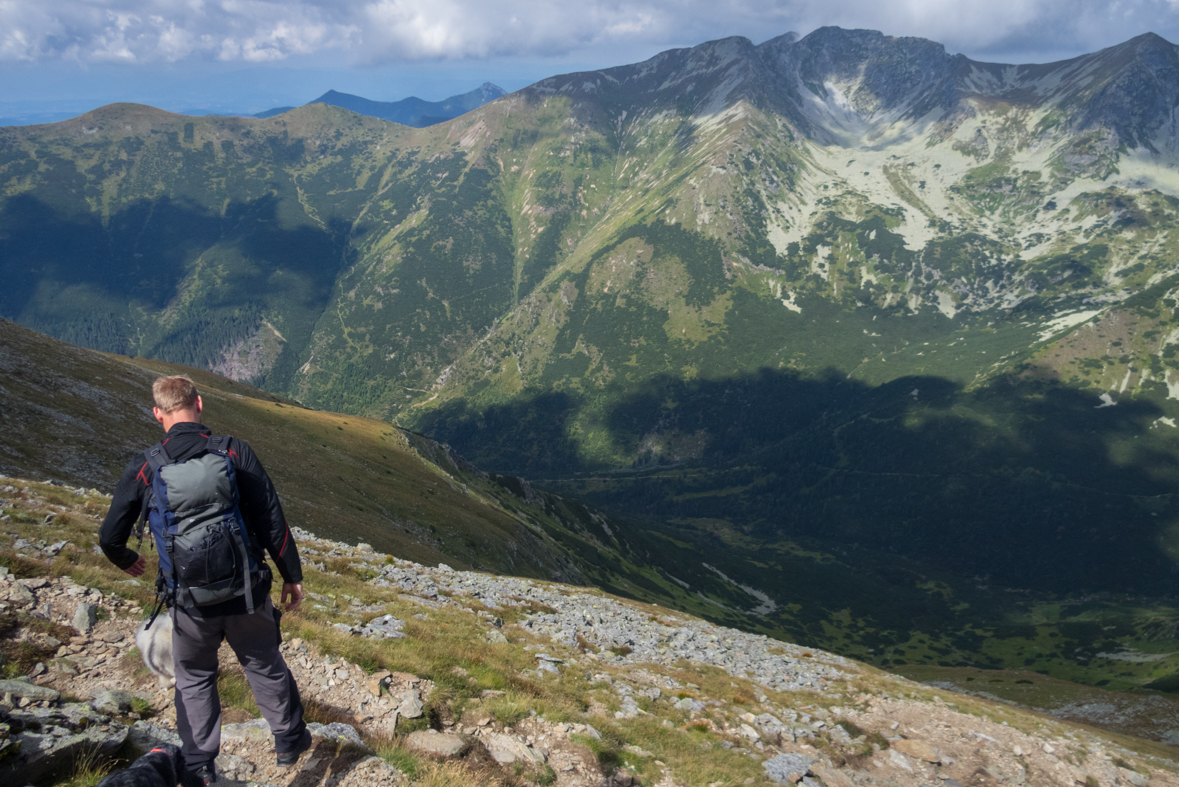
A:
[[3, 26, 1179, 699], [254, 82, 507, 126]]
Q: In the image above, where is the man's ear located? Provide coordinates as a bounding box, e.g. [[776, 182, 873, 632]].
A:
[[195, 396, 203, 416], [152, 406, 164, 426]]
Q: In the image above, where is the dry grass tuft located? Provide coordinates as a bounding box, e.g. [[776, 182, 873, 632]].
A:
[[59, 744, 119, 787]]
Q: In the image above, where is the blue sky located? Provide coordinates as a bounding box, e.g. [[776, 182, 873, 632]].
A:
[[2, 0, 1177, 124]]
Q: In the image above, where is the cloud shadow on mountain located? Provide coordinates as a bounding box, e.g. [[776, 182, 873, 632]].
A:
[[0, 193, 350, 386], [420, 367, 1179, 600]]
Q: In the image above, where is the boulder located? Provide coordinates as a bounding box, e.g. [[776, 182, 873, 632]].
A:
[[129, 720, 253, 778], [0, 703, 127, 784], [90, 689, 134, 715], [483, 732, 546, 765], [763, 752, 816, 784], [73, 602, 97, 634], [309, 721, 370, 751], [360, 615, 406, 639], [406, 730, 465, 758], [128, 721, 181, 751], [396, 689, 424, 719], [220, 718, 272, 744], [0, 678, 60, 703], [8, 582, 35, 607], [887, 749, 914, 773]]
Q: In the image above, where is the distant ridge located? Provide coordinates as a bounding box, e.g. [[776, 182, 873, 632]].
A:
[[254, 82, 506, 126], [253, 106, 295, 119]]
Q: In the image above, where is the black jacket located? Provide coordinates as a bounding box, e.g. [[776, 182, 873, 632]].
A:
[[100, 422, 302, 616]]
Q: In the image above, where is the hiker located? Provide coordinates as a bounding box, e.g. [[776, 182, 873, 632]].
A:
[[100, 375, 312, 785]]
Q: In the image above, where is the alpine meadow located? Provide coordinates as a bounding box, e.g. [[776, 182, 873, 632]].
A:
[[7, 25, 1179, 717]]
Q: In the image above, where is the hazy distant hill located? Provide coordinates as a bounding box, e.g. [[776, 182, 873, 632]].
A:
[[4, 28, 1179, 695], [254, 82, 506, 126]]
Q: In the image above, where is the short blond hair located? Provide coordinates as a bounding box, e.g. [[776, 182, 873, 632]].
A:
[[152, 375, 199, 414]]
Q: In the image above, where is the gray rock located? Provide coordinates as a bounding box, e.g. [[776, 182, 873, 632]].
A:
[[8, 582, 35, 607], [0, 703, 127, 784], [73, 602, 97, 634], [308, 721, 370, 751], [90, 689, 134, 715], [127, 721, 181, 751], [213, 752, 256, 780], [359, 615, 406, 639], [0, 678, 60, 702], [406, 730, 465, 757], [673, 697, 704, 712], [1121, 771, 1150, 787], [128, 721, 259, 781], [220, 718, 272, 744], [763, 753, 816, 784], [396, 689, 424, 719], [484, 732, 545, 764], [486, 630, 509, 644], [617, 696, 641, 719]]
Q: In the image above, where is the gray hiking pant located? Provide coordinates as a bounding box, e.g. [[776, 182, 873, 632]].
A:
[[172, 597, 306, 770]]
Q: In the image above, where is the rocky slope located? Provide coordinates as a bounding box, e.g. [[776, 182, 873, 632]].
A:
[[1, 478, 1177, 787]]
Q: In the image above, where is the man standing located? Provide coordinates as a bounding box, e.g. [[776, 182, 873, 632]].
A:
[[100, 375, 312, 784]]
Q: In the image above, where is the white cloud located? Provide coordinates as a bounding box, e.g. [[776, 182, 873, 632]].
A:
[[0, 0, 1174, 65]]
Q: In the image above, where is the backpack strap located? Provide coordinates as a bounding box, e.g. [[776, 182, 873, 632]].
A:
[[144, 441, 180, 608], [206, 435, 257, 615], [145, 441, 175, 474], [135, 446, 168, 551], [134, 503, 150, 552]]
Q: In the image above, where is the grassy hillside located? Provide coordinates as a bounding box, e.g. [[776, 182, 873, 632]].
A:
[[6, 316, 1179, 720], [5, 28, 1179, 704], [0, 316, 600, 579]]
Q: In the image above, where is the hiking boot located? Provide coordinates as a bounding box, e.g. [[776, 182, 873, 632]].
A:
[[192, 763, 218, 786], [276, 729, 313, 766]]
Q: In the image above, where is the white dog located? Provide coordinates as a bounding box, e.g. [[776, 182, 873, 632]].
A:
[[135, 614, 175, 689]]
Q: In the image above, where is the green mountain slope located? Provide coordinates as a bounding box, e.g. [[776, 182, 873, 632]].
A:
[[0, 315, 610, 581], [5, 28, 1179, 695]]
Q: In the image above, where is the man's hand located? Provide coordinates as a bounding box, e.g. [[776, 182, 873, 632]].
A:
[[281, 582, 304, 612], [123, 555, 146, 578]]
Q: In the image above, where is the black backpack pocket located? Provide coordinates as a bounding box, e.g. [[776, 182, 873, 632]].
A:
[[175, 522, 240, 591]]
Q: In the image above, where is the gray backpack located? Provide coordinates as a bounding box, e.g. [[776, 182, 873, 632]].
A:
[[145, 436, 266, 613]]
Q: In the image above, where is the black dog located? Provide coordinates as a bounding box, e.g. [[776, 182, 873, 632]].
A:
[[96, 744, 202, 787]]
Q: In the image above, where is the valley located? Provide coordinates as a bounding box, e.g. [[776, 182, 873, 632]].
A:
[[3, 25, 1179, 725]]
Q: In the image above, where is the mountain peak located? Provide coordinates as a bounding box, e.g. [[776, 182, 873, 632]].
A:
[[298, 83, 503, 126]]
